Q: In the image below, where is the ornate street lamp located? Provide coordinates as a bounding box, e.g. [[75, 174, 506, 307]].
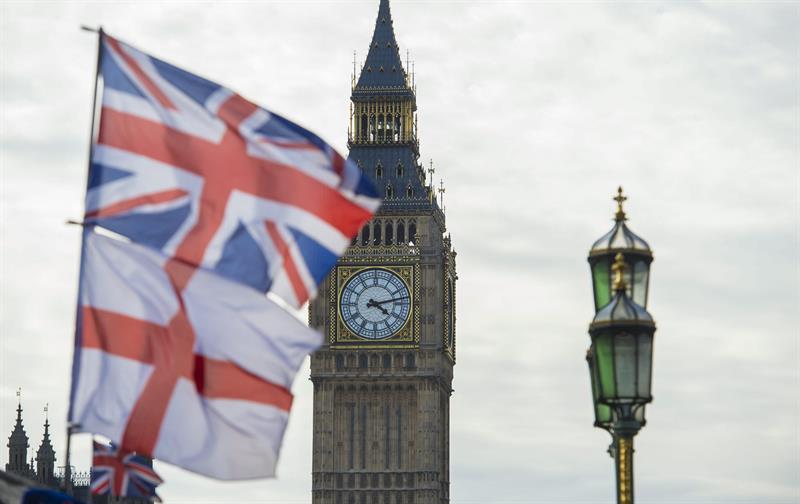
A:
[[586, 189, 656, 504]]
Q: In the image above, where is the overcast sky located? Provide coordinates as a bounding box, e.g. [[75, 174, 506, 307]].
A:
[[1, 0, 798, 503]]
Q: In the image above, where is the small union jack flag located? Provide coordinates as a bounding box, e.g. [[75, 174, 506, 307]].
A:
[[85, 31, 380, 308], [91, 440, 163, 501]]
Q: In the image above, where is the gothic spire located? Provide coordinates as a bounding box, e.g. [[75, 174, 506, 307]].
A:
[[356, 0, 408, 89], [36, 408, 56, 485], [6, 391, 31, 476], [8, 395, 29, 449], [36, 414, 55, 460]]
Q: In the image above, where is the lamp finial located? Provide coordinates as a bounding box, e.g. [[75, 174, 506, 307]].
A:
[[614, 186, 628, 222], [611, 252, 628, 292]]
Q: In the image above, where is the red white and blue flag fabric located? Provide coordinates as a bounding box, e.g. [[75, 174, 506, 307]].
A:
[[90, 440, 163, 501], [70, 232, 323, 479], [86, 32, 379, 308]]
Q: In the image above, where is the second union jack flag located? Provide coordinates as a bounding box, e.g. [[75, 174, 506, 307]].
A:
[[86, 31, 380, 308], [91, 440, 163, 501]]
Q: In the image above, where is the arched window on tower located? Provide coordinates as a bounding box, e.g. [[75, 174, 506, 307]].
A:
[[386, 222, 394, 245], [397, 222, 405, 243], [409, 221, 417, 244], [373, 221, 382, 245], [396, 163, 403, 177], [360, 114, 368, 141], [395, 116, 402, 141], [361, 225, 370, 246], [386, 184, 394, 199], [377, 114, 385, 142], [376, 163, 383, 179], [369, 115, 376, 142], [406, 185, 413, 198], [386, 114, 393, 141]]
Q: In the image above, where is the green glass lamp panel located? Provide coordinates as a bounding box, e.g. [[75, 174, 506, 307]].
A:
[[592, 259, 611, 311], [637, 333, 653, 400], [596, 403, 613, 424], [588, 351, 612, 427], [592, 374, 613, 424], [594, 335, 616, 399], [614, 333, 637, 399], [633, 260, 649, 307]]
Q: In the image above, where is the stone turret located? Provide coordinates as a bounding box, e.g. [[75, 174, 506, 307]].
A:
[[6, 397, 33, 478], [35, 412, 56, 486]]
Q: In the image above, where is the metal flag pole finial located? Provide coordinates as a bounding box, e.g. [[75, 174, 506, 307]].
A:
[[614, 186, 628, 222]]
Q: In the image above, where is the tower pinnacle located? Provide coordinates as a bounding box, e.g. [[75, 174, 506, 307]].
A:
[[355, 0, 408, 90], [36, 406, 57, 485], [6, 388, 32, 477]]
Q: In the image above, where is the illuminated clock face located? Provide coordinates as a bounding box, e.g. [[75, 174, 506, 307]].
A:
[[340, 268, 411, 340]]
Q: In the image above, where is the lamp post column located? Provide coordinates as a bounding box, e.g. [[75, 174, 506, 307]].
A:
[[616, 434, 634, 504]]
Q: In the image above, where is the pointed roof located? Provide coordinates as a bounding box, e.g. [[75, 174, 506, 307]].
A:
[[356, 0, 408, 89], [592, 289, 654, 326], [36, 417, 55, 462], [8, 401, 29, 456], [589, 187, 652, 258]]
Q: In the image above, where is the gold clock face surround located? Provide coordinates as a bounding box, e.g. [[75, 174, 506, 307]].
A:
[[334, 263, 418, 346], [339, 267, 411, 340]]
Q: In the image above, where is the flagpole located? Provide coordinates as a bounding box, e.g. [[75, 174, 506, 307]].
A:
[[81, 24, 103, 187], [64, 24, 103, 495]]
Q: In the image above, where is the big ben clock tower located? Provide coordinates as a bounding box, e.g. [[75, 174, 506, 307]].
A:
[[309, 1, 456, 503]]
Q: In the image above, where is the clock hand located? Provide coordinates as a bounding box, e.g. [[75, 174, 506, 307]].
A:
[[371, 296, 409, 305], [366, 298, 390, 315]]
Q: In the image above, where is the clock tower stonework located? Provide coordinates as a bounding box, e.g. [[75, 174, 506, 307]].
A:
[[309, 1, 456, 503]]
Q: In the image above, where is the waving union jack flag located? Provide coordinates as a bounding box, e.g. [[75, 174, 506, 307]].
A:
[[91, 440, 163, 501], [86, 31, 380, 307]]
